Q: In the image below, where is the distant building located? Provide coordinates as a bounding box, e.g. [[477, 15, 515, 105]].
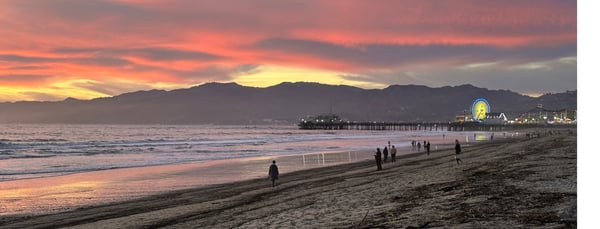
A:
[[482, 112, 507, 125], [298, 114, 347, 129], [515, 106, 577, 124], [454, 115, 467, 123]]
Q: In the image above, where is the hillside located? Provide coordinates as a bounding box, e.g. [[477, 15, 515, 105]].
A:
[[0, 82, 577, 124]]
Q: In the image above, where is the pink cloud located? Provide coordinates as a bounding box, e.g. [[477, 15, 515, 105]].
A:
[[0, 0, 577, 100]]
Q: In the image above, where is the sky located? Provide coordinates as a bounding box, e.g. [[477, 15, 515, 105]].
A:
[[0, 0, 577, 102]]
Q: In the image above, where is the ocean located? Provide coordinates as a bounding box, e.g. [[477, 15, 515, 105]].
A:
[[0, 124, 467, 182]]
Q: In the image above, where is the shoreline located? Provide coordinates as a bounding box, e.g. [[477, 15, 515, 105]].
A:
[[0, 131, 483, 216], [0, 127, 507, 183], [0, 144, 451, 217], [0, 131, 577, 227]]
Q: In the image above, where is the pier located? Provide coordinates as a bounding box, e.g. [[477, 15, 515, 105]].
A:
[[298, 121, 575, 131], [298, 121, 448, 131]]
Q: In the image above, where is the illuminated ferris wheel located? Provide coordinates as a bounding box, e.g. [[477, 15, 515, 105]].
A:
[[471, 98, 490, 121]]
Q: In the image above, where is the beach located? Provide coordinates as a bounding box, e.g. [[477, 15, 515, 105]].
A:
[[0, 124, 477, 216], [0, 131, 576, 228]]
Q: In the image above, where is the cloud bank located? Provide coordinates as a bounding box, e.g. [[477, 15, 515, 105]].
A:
[[0, 0, 576, 101]]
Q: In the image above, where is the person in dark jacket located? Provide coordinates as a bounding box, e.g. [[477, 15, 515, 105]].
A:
[[375, 148, 382, 171], [454, 139, 463, 165], [426, 141, 431, 155], [390, 145, 397, 163], [383, 146, 389, 163], [268, 160, 279, 187]]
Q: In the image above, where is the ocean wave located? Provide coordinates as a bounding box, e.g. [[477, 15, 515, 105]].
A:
[[0, 124, 455, 181]]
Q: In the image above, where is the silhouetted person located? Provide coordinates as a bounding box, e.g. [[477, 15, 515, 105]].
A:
[[454, 139, 463, 165], [268, 160, 279, 187], [383, 146, 389, 163], [426, 141, 431, 155], [391, 145, 397, 163], [375, 148, 382, 171], [417, 142, 421, 151]]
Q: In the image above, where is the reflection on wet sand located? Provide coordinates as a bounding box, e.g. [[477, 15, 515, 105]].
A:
[[0, 150, 375, 216], [0, 137, 467, 216]]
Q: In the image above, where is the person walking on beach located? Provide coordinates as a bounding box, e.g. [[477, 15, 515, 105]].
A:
[[268, 160, 279, 187], [454, 139, 463, 165], [391, 145, 397, 163], [417, 142, 421, 151], [383, 146, 389, 163], [375, 148, 383, 171], [426, 141, 431, 156]]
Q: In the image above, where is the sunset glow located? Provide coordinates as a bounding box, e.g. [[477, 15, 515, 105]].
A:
[[0, 0, 577, 101]]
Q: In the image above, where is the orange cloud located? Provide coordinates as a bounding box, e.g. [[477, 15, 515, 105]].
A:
[[0, 0, 576, 101]]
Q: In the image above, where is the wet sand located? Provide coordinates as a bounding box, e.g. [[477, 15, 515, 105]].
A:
[[0, 132, 576, 228], [0, 151, 374, 216]]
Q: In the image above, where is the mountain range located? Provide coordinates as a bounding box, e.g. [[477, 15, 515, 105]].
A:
[[0, 82, 577, 124]]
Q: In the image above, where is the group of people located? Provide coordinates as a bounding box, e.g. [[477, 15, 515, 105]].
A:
[[411, 140, 432, 155], [373, 143, 398, 171], [268, 138, 464, 187], [375, 139, 463, 171]]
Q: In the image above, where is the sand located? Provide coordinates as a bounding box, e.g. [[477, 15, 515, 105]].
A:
[[0, 131, 576, 228]]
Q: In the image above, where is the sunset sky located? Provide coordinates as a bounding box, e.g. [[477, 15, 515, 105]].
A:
[[0, 0, 577, 102]]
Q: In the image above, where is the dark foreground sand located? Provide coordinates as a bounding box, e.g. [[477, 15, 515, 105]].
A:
[[0, 132, 576, 228]]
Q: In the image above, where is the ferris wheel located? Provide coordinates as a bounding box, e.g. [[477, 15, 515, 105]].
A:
[[471, 98, 490, 121]]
